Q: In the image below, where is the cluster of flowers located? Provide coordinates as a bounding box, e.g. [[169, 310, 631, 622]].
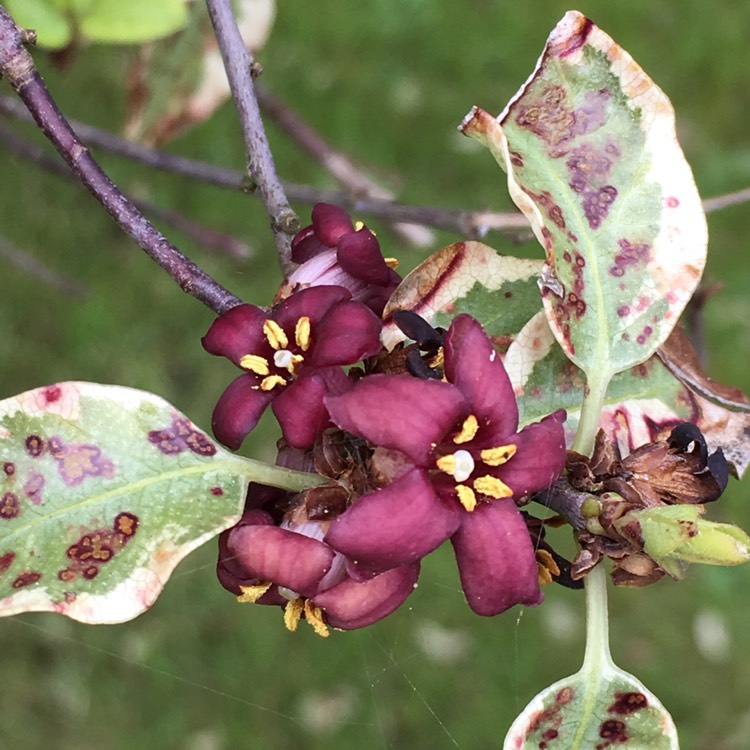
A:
[[204, 204, 568, 635]]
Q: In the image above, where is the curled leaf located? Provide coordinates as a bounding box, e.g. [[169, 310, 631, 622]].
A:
[[382, 240, 541, 350]]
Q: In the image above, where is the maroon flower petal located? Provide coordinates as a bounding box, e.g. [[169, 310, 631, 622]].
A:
[[496, 410, 567, 498], [310, 301, 383, 367], [325, 468, 461, 574], [272, 374, 330, 449], [217, 510, 275, 594], [291, 225, 328, 264], [212, 373, 275, 450], [274, 285, 351, 330], [337, 228, 392, 286], [228, 524, 335, 598], [312, 203, 355, 246], [325, 375, 468, 465], [202, 303, 269, 365], [443, 314, 518, 438], [313, 563, 420, 630], [450, 499, 542, 616]]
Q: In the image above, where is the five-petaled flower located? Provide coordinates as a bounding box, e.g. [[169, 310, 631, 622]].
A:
[[323, 314, 567, 616], [283, 203, 401, 315], [202, 286, 382, 450]]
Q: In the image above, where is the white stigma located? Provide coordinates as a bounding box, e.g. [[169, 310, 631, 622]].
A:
[[273, 349, 295, 370], [452, 449, 475, 482]]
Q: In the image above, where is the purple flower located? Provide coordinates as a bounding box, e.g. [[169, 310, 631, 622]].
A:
[[283, 203, 401, 315], [203, 286, 382, 450], [323, 314, 567, 616], [217, 508, 419, 634]]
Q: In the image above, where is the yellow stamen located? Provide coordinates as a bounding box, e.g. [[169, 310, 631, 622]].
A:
[[354, 220, 365, 231], [295, 316, 312, 351], [304, 600, 330, 638], [428, 347, 444, 370], [436, 454, 457, 475], [456, 484, 477, 512], [453, 414, 479, 444], [536, 549, 560, 586], [239, 353, 270, 376], [263, 319, 288, 349], [384, 257, 399, 269], [236, 582, 272, 603], [473, 475, 513, 499], [480, 444, 517, 467], [283, 598, 304, 632], [260, 375, 287, 391]]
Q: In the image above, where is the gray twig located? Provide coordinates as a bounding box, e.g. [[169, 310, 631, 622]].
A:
[[0, 6, 242, 314], [205, 0, 297, 272]]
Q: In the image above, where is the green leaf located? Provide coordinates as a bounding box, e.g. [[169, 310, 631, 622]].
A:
[[382, 240, 542, 350], [79, 0, 187, 44], [0, 382, 249, 624], [505, 311, 689, 428], [461, 11, 706, 383], [4, 0, 72, 49], [505, 566, 679, 749]]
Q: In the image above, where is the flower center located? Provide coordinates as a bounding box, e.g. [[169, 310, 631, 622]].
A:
[[239, 316, 312, 391], [436, 449, 475, 482], [435, 413, 519, 512]]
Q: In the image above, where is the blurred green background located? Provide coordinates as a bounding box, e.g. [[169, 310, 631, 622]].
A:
[[2, 1, 750, 748]]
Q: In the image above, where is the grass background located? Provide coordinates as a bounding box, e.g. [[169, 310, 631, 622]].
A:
[[2, 2, 750, 748]]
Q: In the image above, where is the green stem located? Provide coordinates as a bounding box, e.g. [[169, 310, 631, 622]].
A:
[[581, 563, 614, 674], [233, 455, 326, 493], [571, 370, 612, 456], [569, 563, 615, 749]]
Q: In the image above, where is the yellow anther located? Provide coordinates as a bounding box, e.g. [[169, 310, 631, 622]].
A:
[[304, 600, 330, 638], [295, 316, 312, 351], [236, 582, 272, 603], [436, 454, 457, 475], [536, 549, 560, 586], [239, 354, 270, 376], [473, 475, 513, 500], [260, 375, 287, 391], [480, 444, 517, 467], [384, 257, 400, 269], [354, 220, 365, 231], [456, 484, 477, 512], [453, 414, 479, 444], [263, 319, 288, 350], [428, 347, 444, 371], [283, 597, 304, 632]]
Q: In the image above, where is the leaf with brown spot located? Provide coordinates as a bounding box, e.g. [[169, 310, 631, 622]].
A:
[[461, 11, 706, 385], [0, 383, 263, 623], [382, 240, 542, 350]]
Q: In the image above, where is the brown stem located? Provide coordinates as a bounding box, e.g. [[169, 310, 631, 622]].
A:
[[0, 6, 242, 314], [205, 0, 297, 272], [0, 92, 531, 238]]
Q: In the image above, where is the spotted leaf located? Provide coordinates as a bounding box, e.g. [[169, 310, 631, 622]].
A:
[[505, 663, 678, 749], [382, 240, 542, 350], [461, 11, 706, 382], [0, 382, 255, 623]]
